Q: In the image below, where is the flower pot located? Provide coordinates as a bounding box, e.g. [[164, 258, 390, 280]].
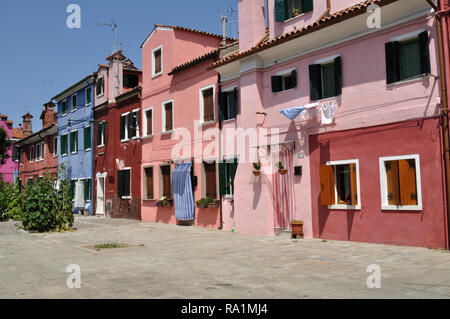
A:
[[208, 203, 219, 209], [278, 169, 288, 175], [291, 221, 304, 238], [196, 203, 208, 209], [253, 170, 261, 176]]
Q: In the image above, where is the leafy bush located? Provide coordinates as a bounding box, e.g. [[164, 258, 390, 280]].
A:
[[21, 172, 74, 233], [0, 178, 11, 221], [7, 181, 23, 221]]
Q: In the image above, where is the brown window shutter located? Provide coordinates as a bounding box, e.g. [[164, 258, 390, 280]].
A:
[[204, 162, 217, 198], [146, 110, 152, 135], [203, 88, 214, 122], [349, 163, 358, 206], [319, 165, 335, 206], [398, 159, 418, 205], [154, 50, 162, 74], [161, 166, 172, 198], [145, 168, 154, 199], [385, 161, 400, 205], [165, 103, 173, 131]]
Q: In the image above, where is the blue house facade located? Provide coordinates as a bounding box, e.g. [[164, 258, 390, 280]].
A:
[[52, 74, 96, 215]]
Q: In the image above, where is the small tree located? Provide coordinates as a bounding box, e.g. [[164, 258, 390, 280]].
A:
[[0, 178, 11, 221], [0, 127, 11, 165], [7, 180, 23, 221]]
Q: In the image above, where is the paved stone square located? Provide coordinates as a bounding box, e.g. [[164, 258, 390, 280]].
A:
[[1, 216, 450, 299]]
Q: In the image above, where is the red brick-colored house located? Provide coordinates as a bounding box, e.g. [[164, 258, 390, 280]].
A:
[[93, 51, 143, 218], [15, 102, 58, 186]]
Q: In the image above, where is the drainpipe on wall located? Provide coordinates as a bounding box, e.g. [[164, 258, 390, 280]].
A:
[[218, 73, 224, 230], [316, 0, 331, 22], [427, 0, 450, 249]]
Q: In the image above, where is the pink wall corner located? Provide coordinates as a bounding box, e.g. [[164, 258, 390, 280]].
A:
[[0, 119, 17, 184]]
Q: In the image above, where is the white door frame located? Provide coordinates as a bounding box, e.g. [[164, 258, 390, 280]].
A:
[[96, 172, 107, 217]]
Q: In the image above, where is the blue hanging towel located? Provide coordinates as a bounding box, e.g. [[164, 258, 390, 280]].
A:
[[172, 162, 194, 221], [280, 106, 306, 120]]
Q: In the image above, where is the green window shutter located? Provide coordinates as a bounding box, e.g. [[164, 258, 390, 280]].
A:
[[302, 0, 313, 13], [70, 133, 74, 153], [399, 38, 421, 81], [70, 180, 75, 200], [230, 160, 239, 195], [64, 135, 68, 154], [84, 179, 89, 201], [290, 69, 297, 89], [120, 116, 125, 140], [117, 171, 123, 197], [218, 91, 226, 121], [271, 76, 282, 93], [84, 126, 91, 150], [275, 0, 287, 22], [229, 88, 237, 119], [334, 56, 342, 96], [219, 162, 226, 195], [125, 170, 130, 197], [309, 64, 322, 100], [419, 31, 431, 75], [385, 41, 399, 84], [322, 62, 336, 99]]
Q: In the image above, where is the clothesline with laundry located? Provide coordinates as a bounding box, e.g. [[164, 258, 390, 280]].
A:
[[280, 101, 337, 125]]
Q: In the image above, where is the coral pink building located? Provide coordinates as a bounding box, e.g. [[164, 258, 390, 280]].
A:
[[0, 115, 19, 184], [140, 25, 233, 228], [211, 0, 449, 249]]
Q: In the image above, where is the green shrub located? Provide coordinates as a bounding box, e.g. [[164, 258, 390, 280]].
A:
[[7, 181, 23, 221], [21, 172, 73, 233], [0, 178, 11, 221]]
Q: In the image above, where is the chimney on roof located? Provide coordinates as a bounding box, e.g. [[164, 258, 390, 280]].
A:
[[22, 113, 33, 137], [41, 101, 56, 128], [238, 0, 266, 52]]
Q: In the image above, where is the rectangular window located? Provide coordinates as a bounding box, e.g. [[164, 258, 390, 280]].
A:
[[309, 56, 342, 101], [70, 180, 76, 200], [319, 160, 360, 209], [271, 69, 297, 93], [219, 88, 238, 121], [144, 167, 154, 200], [84, 126, 91, 150], [219, 159, 239, 196], [117, 169, 131, 198], [163, 101, 173, 132], [204, 162, 217, 199], [36, 143, 40, 162], [97, 122, 106, 147], [40, 142, 44, 160], [130, 109, 140, 139], [86, 87, 92, 105], [53, 137, 58, 157], [379, 155, 422, 210], [30, 145, 34, 163], [144, 108, 153, 136], [61, 134, 68, 156], [71, 94, 77, 111], [153, 47, 162, 76], [123, 74, 139, 88], [96, 77, 105, 97], [160, 165, 172, 199], [201, 86, 215, 122], [275, 0, 313, 22], [120, 113, 130, 141], [385, 31, 430, 84], [70, 130, 78, 154], [62, 99, 68, 115]]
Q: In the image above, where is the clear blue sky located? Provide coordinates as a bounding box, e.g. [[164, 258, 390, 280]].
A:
[[0, 0, 238, 131]]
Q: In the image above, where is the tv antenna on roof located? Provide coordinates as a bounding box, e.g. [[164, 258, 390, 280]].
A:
[[96, 18, 121, 53], [220, 6, 238, 42]]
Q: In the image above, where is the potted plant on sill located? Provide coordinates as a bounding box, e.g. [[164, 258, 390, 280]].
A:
[[292, 8, 300, 17], [290, 220, 304, 239], [278, 161, 288, 175], [207, 198, 219, 209], [253, 162, 262, 176], [196, 198, 208, 209], [155, 196, 173, 207]]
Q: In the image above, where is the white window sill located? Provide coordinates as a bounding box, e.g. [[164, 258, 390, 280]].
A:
[[121, 196, 131, 200], [328, 205, 361, 210], [71, 152, 78, 155], [61, 113, 68, 117], [85, 103, 91, 107], [272, 87, 296, 94], [387, 74, 430, 88], [200, 120, 216, 126], [152, 72, 162, 79], [85, 148, 91, 152], [142, 135, 154, 140], [161, 130, 173, 136], [97, 145, 105, 148], [121, 139, 129, 143], [62, 154, 68, 157], [282, 12, 308, 24], [132, 136, 141, 140], [314, 95, 340, 103], [222, 118, 236, 123], [381, 205, 423, 211], [96, 93, 104, 98], [71, 109, 77, 113]]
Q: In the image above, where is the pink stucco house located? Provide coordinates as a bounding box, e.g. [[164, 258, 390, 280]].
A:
[[0, 115, 20, 184], [211, 0, 449, 249], [140, 25, 233, 228]]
